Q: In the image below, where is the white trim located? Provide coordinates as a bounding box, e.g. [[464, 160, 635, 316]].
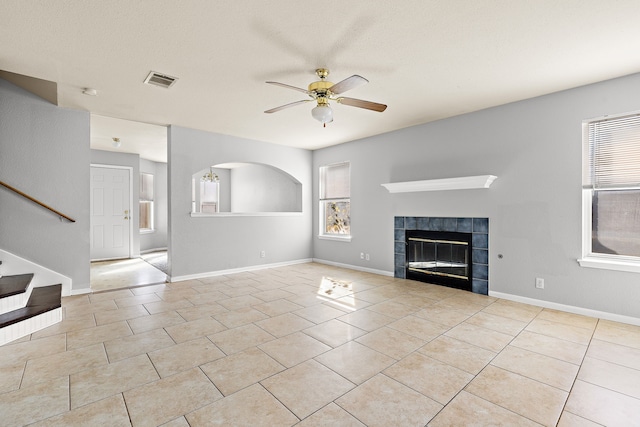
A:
[[581, 189, 592, 260], [489, 290, 640, 326], [90, 164, 134, 260], [381, 175, 497, 193], [318, 235, 352, 242], [140, 247, 168, 255], [0, 281, 33, 315], [312, 258, 394, 277], [580, 189, 640, 274], [319, 199, 351, 241], [577, 256, 640, 273], [584, 108, 640, 123], [168, 258, 313, 282], [190, 212, 303, 217], [70, 287, 92, 296], [0, 307, 62, 346], [0, 248, 72, 296], [90, 256, 130, 262]]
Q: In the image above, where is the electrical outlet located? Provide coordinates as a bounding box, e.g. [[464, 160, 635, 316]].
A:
[[360, 252, 365, 260], [535, 277, 544, 289], [260, 250, 266, 258], [365, 253, 370, 261]]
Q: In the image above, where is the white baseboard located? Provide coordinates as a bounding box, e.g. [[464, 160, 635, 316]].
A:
[[69, 287, 92, 296], [140, 247, 168, 255], [312, 258, 394, 277], [169, 258, 313, 282], [489, 291, 640, 326]]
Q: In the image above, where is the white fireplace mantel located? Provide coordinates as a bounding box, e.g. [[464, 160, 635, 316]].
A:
[[381, 175, 497, 193]]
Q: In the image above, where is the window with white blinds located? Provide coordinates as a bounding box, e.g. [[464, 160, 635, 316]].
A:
[[319, 162, 351, 238], [139, 173, 154, 231], [320, 162, 350, 200], [583, 113, 640, 189], [581, 112, 640, 263], [140, 173, 154, 201]]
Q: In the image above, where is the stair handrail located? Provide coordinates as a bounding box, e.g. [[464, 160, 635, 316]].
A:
[[0, 180, 76, 223]]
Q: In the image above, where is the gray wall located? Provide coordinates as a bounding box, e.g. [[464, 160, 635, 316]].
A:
[[168, 126, 312, 277], [140, 158, 168, 252], [90, 149, 141, 257], [0, 78, 90, 291], [230, 164, 302, 213], [313, 72, 640, 318]]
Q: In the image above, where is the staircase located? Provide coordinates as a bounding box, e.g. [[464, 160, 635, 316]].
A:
[[0, 264, 62, 346]]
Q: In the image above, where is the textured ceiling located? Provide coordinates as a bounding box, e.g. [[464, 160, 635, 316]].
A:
[[2, 1, 640, 162]]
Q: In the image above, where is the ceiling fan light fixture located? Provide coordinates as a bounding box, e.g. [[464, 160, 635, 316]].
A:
[[311, 104, 333, 125], [265, 68, 386, 125]]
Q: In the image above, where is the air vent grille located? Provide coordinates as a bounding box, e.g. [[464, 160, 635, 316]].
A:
[[144, 71, 178, 88]]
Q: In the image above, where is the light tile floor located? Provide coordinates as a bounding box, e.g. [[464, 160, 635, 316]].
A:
[[90, 257, 167, 292], [2, 262, 640, 426]]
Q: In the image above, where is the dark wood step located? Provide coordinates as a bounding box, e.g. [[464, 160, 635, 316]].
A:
[[0, 284, 61, 329], [0, 273, 34, 298]]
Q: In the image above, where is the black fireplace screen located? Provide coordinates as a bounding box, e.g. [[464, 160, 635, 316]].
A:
[[406, 230, 472, 290]]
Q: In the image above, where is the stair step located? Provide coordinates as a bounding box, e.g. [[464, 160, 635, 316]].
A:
[[0, 284, 61, 329], [0, 273, 35, 316], [0, 273, 34, 298]]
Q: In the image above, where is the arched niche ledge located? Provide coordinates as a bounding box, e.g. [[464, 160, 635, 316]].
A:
[[190, 162, 303, 216]]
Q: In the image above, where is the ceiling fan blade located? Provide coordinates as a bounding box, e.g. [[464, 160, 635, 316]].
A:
[[264, 100, 310, 114], [337, 97, 387, 112], [329, 75, 368, 94], [266, 81, 310, 95]]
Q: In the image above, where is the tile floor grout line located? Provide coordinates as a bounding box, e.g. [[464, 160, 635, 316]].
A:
[[548, 315, 600, 426], [5, 263, 640, 425], [444, 304, 565, 426], [567, 316, 640, 410], [254, 382, 301, 424]]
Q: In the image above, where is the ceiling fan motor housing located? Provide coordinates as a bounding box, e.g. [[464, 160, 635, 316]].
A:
[[308, 80, 334, 96], [264, 67, 387, 118]]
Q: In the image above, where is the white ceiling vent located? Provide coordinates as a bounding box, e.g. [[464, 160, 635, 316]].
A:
[[143, 71, 178, 88]]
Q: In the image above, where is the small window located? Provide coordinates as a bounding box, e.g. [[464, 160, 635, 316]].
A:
[[580, 112, 640, 270], [140, 173, 154, 232], [319, 162, 351, 240]]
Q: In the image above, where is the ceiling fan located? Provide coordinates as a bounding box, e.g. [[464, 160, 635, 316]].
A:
[[264, 68, 387, 126]]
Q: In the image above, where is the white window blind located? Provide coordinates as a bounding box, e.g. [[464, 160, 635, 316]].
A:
[[140, 173, 154, 201], [321, 162, 350, 199], [584, 113, 640, 189]]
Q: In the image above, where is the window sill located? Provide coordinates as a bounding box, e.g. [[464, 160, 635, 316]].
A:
[[578, 255, 640, 273], [318, 234, 352, 242], [140, 229, 155, 234]]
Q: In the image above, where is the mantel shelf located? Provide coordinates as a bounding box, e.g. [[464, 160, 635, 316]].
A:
[[381, 175, 497, 193]]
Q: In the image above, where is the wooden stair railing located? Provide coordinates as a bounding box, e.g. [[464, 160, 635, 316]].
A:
[[0, 180, 76, 223]]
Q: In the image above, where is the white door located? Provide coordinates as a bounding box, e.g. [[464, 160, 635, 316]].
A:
[[90, 166, 131, 260]]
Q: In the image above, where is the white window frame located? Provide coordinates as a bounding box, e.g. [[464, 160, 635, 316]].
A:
[[319, 161, 352, 242], [139, 173, 154, 233], [578, 112, 640, 273]]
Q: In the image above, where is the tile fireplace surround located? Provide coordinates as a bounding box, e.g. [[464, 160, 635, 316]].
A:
[[394, 217, 489, 295]]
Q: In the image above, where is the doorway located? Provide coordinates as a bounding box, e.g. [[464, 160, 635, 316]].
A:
[[90, 165, 133, 260]]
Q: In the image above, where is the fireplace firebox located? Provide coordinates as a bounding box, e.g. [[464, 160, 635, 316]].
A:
[[395, 217, 489, 295], [405, 230, 473, 291]]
